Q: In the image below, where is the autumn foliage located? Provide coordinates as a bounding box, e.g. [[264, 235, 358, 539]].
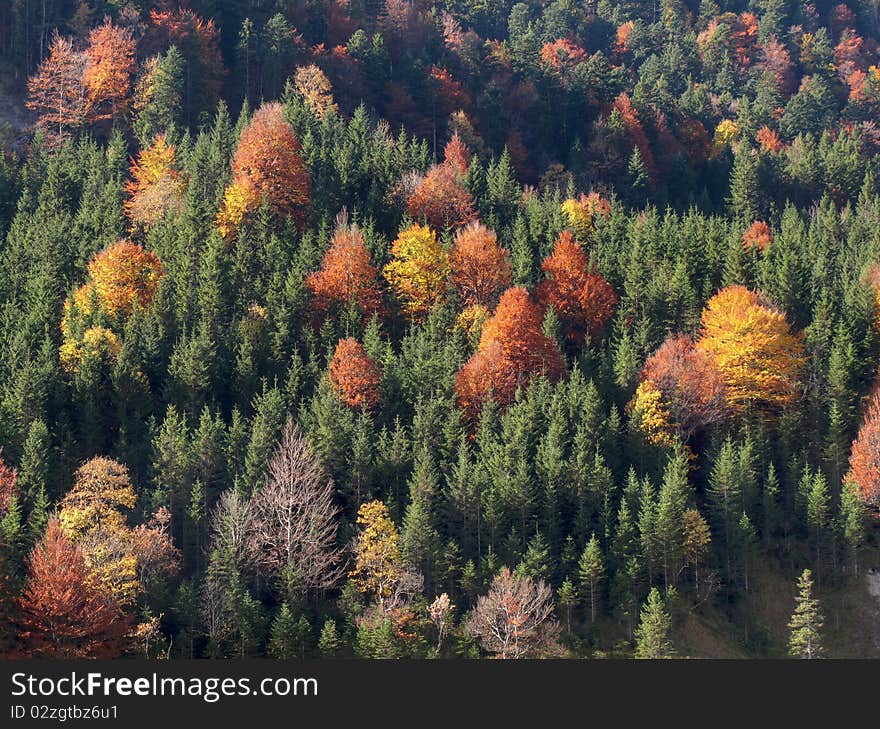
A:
[[632, 334, 728, 445], [561, 192, 611, 240], [83, 20, 136, 123], [696, 286, 804, 413], [383, 224, 450, 320], [124, 134, 186, 227], [449, 222, 512, 307], [742, 220, 773, 252], [328, 338, 383, 410], [535, 232, 618, 345], [59, 458, 178, 607], [218, 103, 311, 236], [306, 225, 384, 319], [456, 286, 565, 422], [79, 240, 165, 319], [26, 21, 136, 139], [406, 136, 476, 230], [844, 380, 880, 508], [16, 520, 130, 658]]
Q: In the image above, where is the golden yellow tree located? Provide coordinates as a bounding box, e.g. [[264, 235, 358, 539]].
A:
[[294, 64, 338, 119], [59, 458, 178, 607], [629, 380, 678, 449], [383, 224, 450, 320], [350, 501, 402, 610], [59, 458, 139, 605], [695, 285, 804, 413]]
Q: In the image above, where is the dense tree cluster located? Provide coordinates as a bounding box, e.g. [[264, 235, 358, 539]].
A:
[[0, 1, 879, 660]]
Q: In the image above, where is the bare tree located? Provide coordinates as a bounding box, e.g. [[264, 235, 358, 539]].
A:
[[252, 420, 344, 598], [210, 489, 258, 576], [466, 567, 561, 659]]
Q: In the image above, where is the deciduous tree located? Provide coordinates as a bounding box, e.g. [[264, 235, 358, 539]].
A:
[[16, 520, 130, 658], [535, 232, 618, 345], [455, 287, 564, 422], [124, 134, 186, 228], [635, 334, 728, 443], [466, 567, 560, 658], [306, 224, 384, 319], [83, 20, 136, 124], [844, 380, 880, 508], [217, 102, 311, 234], [328, 338, 383, 410], [695, 285, 804, 413], [253, 421, 344, 598], [449, 222, 512, 307], [383, 224, 450, 320]]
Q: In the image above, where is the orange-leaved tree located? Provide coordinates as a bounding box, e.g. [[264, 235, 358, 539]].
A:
[[742, 220, 772, 252], [406, 135, 476, 230], [26, 34, 88, 139], [535, 231, 618, 345], [456, 286, 565, 423], [695, 285, 804, 413], [383, 224, 450, 320], [124, 134, 186, 228], [16, 520, 131, 658], [217, 102, 310, 236], [83, 20, 136, 123], [82, 240, 165, 319], [306, 224, 384, 319], [631, 334, 728, 445], [328, 338, 383, 410], [449, 222, 512, 308], [844, 379, 880, 508]]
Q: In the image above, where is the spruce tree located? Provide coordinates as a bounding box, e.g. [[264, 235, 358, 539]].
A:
[[788, 569, 824, 659], [578, 533, 604, 623], [634, 588, 675, 659]]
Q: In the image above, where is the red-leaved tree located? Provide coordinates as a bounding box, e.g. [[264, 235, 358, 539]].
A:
[[407, 136, 476, 230], [640, 334, 728, 442], [228, 102, 311, 226], [306, 224, 384, 319], [456, 287, 565, 423], [328, 338, 383, 410], [535, 231, 618, 345], [16, 520, 130, 658], [449, 222, 513, 307], [844, 381, 880, 508]]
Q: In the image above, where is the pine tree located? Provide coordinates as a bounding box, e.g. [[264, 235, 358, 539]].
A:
[[707, 437, 741, 583], [655, 455, 689, 591], [557, 578, 577, 634], [728, 145, 759, 222], [839, 480, 864, 577], [318, 618, 341, 657], [788, 569, 824, 659], [578, 534, 604, 623], [634, 587, 674, 659], [267, 603, 299, 659]]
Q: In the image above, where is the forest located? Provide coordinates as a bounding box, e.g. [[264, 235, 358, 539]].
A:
[[0, 0, 879, 660]]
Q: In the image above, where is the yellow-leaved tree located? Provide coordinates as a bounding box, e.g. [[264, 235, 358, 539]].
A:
[[350, 501, 402, 611], [695, 285, 804, 413], [59, 458, 178, 607], [383, 224, 450, 320]]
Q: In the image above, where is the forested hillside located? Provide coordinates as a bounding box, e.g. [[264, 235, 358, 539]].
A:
[[1, 0, 879, 659]]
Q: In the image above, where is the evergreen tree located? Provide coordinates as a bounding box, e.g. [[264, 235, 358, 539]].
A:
[[788, 569, 824, 659], [578, 533, 604, 623], [634, 588, 675, 659]]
